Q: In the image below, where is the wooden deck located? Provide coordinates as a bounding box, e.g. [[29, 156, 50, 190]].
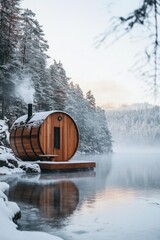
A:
[[37, 160, 96, 172]]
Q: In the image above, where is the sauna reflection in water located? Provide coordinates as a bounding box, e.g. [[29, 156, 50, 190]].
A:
[[6, 153, 160, 240], [9, 181, 79, 219]]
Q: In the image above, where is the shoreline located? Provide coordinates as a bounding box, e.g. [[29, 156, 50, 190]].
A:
[[0, 181, 63, 240]]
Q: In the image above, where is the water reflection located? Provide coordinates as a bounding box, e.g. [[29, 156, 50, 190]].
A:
[[5, 153, 160, 240], [105, 152, 160, 190], [9, 180, 79, 220]]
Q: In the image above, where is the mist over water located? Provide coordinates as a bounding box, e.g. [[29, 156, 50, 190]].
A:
[[109, 122, 160, 154], [109, 121, 160, 154], [105, 105, 160, 154], [113, 141, 160, 154], [4, 151, 160, 240]]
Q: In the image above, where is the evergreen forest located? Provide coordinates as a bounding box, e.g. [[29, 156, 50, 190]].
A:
[[0, 0, 112, 153], [106, 104, 160, 147]]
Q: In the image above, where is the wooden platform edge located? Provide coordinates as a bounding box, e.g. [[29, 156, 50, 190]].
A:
[[37, 161, 96, 171]]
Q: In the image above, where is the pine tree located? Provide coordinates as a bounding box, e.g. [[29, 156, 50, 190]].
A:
[[18, 9, 49, 72], [2, 7, 49, 119], [86, 90, 96, 108], [0, 0, 21, 101], [49, 61, 69, 110], [18, 8, 49, 107], [66, 83, 112, 153]]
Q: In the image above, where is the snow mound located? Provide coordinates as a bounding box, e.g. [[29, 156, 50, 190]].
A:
[[0, 147, 40, 175]]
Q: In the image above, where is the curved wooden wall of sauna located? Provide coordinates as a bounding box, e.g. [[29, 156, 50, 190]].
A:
[[10, 111, 79, 162]]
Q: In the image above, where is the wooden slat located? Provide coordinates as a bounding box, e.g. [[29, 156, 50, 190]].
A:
[[22, 126, 37, 160]]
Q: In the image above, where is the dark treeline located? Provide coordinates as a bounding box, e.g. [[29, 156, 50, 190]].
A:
[[0, 0, 112, 153]]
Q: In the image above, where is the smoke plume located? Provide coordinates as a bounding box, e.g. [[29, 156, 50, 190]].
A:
[[16, 75, 35, 104]]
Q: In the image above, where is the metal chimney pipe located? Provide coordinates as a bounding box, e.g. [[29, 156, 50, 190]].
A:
[[27, 103, 32, 122]]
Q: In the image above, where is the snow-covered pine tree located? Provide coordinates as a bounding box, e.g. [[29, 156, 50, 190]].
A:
[[66, 84, 112, 153], [3, 7, 50, 120], [85, 92, 112, 153], [49, 61, 69, 110], [18, 9, 49, 110], [19, 9, 49, 71], [0, 0, 21, 102], [106, 104, 160, 146], [86, 90, 96, 108], [65, 82, 89, 151]]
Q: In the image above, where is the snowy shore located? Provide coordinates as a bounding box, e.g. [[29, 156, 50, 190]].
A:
[[0, 145, 63, 240], [0, 178, 63, 240]]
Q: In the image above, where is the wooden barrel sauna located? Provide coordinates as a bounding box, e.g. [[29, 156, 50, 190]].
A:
[[10, 110, 79, 161]]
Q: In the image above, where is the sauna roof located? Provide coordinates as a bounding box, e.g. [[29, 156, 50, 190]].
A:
[[13, 110, 65, 126]]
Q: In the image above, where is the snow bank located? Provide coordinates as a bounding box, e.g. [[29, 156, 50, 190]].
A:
[[0, 119, 8, 134], [0, 182, 63, 240], [0, 119, 10, 145], [0, 146, 40, 175]]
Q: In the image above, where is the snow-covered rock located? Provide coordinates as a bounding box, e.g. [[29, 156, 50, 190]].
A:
[[0, 147, 40, 175]]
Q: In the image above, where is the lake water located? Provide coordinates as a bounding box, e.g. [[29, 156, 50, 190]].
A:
[[3, 151, 160, 240]]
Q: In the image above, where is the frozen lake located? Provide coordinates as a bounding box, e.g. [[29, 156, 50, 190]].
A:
[[3, 151, 160, 240]]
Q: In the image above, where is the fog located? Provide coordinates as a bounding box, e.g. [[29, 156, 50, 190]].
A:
[[112, 135, 160, 154], [105, 106, 160, 154], [113, 142, 160, 154]]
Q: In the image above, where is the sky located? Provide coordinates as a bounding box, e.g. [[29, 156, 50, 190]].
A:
[[21, 0, 157, 107]]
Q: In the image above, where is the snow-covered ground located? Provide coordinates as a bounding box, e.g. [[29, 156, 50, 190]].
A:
[[0, 146, 41, 175]]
